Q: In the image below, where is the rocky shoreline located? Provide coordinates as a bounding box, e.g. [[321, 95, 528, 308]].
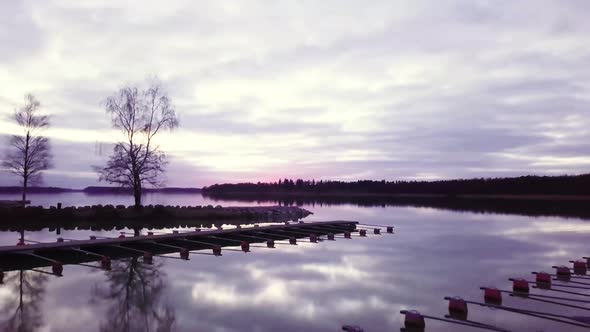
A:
[[0, 205, 313, 231]]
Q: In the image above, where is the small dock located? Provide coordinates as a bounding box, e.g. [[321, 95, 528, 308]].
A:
[[0, 220, 372, 274], [400, 256, 590, 331]]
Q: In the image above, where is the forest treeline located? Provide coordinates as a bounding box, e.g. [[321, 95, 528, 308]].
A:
[[202, 174, 590, 196]]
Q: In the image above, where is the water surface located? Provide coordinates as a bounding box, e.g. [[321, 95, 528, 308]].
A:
[[0, 192, 588, 331]]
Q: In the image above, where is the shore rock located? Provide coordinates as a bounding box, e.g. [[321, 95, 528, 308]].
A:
[[0, 205, 313, 231]]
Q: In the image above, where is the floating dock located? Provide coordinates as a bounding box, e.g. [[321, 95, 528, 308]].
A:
[[0, 220, 366, 274], [400, 257, 590, 331]]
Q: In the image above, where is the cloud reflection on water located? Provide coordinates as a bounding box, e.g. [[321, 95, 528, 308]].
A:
[[0, 198, 589, 331]]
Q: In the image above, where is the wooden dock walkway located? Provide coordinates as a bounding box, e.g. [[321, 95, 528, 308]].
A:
[[0, 220, 360, 274]]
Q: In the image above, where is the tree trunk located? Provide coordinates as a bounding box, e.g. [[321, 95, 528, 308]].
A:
[[21, 177, 27, 205], [133, 182, 142, 208], [22, 131, 30, 205]]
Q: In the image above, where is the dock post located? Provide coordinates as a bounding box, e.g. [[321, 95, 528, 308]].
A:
[[56, 203, 62, 235]]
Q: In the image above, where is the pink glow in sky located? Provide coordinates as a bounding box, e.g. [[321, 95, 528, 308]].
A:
[[1, 1, 589, 188]]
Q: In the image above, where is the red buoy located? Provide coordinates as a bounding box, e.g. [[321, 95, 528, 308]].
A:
[[359, 229, 367, 237], [573, 260, 587, 274], [327, 233, 335, 241], [180, 248, 189, 260], [404, 310, 425, 328], [52, 262, 63, 276], [241, 241, 250, 252], [386, 226, 394, 233], [512, 278, 529, 293], [484, 287, 502, 305], [448, 297, 468, 319], [16, 238, 25, 246], [118, 233, 126, 239], [89, 235, 97, 240], [556, 265, 571, 280], [344, 231, 351, 239], [266, 240, 275, 248], [212, 245, 222, 256], [101, 256, 112, 270], [289, 237, 297, 245], [373, 228, 381, 235], [535, 272, 552, 289], [309, 234, 318, 243]]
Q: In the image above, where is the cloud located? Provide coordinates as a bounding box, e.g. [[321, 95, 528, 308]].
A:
[[0, 0, 589, 187], [0, 0, 45, 62]]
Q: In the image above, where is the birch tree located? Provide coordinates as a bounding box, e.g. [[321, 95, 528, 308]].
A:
[[2, 94, 52, 202], [95, 80, 179, 207]]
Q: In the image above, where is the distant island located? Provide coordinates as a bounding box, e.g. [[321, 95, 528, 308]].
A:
[[0, 186, 202, 194], [3, 174, 589, 197], [83, 186, 202, 194], [202, 174, 590, 197], [201, 174, 590, 220]]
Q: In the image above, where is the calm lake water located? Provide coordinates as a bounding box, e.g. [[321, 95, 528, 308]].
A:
[[0, 192, 589, 331]]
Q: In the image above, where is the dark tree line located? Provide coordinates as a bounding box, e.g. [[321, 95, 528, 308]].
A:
[[202, 174, 590, 196]]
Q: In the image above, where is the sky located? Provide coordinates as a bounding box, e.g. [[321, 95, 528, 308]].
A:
[[0, 0, 589, 188]]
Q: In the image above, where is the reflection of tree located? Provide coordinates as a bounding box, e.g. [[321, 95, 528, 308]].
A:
[[92, 257, 175, 332], [0, 270, 48, 332]]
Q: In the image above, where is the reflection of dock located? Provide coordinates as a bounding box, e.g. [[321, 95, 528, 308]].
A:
[[0, 220, 366, 274]]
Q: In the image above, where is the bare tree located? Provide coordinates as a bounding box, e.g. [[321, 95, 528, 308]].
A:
[[95, 79, 179, 207], [2, 94, 52, 203]]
